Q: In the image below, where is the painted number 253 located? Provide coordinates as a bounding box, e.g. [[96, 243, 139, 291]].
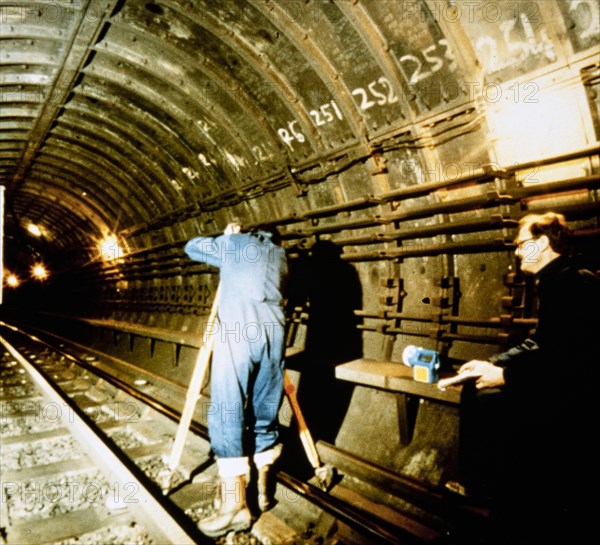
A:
[[398, 39, 457, 85]]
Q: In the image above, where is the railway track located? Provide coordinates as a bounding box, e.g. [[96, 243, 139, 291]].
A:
[[0, 330, 199, 544], [0, 321, 486, 545]]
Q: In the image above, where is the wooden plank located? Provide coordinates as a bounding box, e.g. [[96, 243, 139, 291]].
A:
[[252, 510, 298, 545], [6, 507, 133, 545], [170, 479, 218, 511], [1, 457, 95, 482], [0, 427, 69, 446], [335, 360, 460, 404], [164, 284, 220, 472]]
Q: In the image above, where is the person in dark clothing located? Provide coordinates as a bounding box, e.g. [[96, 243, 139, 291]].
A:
[[184, 222, 288, 537], [448, 212, 600, 543], [292, 241, 362, 445]]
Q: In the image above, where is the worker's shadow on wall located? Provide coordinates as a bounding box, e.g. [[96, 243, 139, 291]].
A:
[[284, 240, 362, 458]]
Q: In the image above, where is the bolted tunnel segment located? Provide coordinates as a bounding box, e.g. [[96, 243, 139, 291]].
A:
[[0, 0, 599, 542]]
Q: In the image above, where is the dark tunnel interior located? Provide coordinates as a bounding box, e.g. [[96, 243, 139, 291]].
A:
[[0, 1, 599, 541]]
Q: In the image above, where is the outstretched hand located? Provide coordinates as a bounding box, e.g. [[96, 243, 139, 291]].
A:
[[459, 360, 505, 389]]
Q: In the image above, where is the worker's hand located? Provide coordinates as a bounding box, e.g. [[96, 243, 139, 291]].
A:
[[224, 222, 241, 235], [459, 360, 505, 389]]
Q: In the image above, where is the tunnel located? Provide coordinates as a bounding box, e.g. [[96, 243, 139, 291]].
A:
[[1, 1, 599, 544]]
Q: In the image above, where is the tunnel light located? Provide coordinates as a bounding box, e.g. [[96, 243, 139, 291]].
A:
[[31, 264, 48, 281], [27, 223, 42, 237], [98, 235, 123, 261], [6, 274, 19, 288], [485, 79, 591, 183]]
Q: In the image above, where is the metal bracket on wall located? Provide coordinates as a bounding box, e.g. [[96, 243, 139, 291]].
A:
[[396, 393, 420, 447], [286, 166, 308, 197]]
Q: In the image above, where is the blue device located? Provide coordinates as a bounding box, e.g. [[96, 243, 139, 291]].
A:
[[402, 345, 441, 384]]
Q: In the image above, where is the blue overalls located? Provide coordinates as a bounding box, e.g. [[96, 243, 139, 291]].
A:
[[184, 231, 288, 461]]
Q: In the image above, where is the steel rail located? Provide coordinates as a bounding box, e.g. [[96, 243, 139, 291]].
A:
[[1, 320, 435, 544], [279, 472, 424, 545], [0, 325, 202, 545]]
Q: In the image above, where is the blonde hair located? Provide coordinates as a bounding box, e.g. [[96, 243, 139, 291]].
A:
[[519, 212, 570, 253]]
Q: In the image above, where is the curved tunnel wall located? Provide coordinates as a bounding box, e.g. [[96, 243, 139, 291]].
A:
[[1, 0, 599, 366]]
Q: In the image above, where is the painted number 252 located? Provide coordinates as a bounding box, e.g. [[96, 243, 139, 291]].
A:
[[351, 77, 399, 110]]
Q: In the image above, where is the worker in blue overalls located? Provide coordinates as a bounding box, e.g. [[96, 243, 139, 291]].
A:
[[184, 222, 288, 537]]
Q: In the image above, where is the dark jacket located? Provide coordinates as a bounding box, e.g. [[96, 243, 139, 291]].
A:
[[491, 255, 600, 394]]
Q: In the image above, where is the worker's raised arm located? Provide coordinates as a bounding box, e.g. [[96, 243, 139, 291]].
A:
[[184, 236, 223, 268], [184, 224, 242, 268]]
